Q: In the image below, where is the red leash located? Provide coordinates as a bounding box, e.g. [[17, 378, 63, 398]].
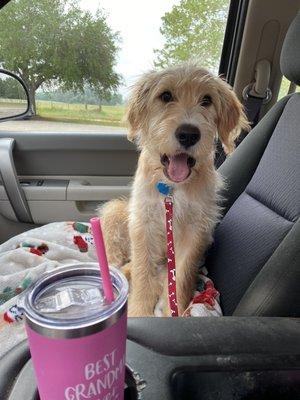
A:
[[164, 196, 179, 317]]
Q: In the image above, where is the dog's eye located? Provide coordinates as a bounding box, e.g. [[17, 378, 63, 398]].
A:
[[160, 91, 173, 103], [200, 95, 212, 107]]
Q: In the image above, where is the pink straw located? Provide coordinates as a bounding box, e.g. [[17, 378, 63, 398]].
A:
[[90, 217, 114, 304]]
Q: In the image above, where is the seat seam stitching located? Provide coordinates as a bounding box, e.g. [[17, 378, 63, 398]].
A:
[[244, 190, 294, 223]]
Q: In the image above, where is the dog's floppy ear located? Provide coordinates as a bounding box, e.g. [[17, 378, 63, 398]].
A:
[[126, 71, 157, 143], [215, 78, 250, 154]]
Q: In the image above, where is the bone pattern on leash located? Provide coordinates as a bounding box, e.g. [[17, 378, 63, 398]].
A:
[[164, 197, 178, 317]]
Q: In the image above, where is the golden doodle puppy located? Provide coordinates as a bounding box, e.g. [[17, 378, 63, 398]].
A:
[[100, 63, 249, 317]]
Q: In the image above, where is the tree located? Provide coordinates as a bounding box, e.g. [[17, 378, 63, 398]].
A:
[[154, 0, 229, 72], [0, 76, 25, 99], [0, 0, 121, 113], [36, 87, 124, 107]]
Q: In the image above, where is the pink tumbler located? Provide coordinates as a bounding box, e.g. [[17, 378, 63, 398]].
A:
[[20, 263, 128, 400]]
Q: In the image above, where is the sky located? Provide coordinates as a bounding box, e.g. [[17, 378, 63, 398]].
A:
[[80, 0, 181, 95]]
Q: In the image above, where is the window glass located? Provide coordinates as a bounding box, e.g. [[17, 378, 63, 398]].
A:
[[0, 0, 230, 132], [278, 76, 300, 100]]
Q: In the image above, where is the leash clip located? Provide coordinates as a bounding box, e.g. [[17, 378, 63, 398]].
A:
[[164, 195, 173, 204]]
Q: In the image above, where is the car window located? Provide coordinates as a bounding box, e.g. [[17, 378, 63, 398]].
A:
[[278, 75, 300, 100], [0, 0, 230, 133]]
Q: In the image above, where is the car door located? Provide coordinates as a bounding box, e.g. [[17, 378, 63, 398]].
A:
[[0, 128, 137, 243]]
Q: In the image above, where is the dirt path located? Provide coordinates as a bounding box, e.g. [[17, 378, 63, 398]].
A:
[[0, 119, 127, 133]]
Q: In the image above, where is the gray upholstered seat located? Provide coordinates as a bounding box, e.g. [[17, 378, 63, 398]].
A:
[[206, 12, 300, 317]]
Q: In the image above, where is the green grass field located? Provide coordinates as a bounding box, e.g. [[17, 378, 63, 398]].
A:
[[3, 80, 299, 127], [36, 100, 126, 127]]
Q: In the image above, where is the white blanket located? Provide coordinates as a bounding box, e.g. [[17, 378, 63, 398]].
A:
[[0, 221, 221, 359]]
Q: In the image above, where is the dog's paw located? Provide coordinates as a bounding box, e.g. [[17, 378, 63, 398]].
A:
[[121, 262, 132, 282]]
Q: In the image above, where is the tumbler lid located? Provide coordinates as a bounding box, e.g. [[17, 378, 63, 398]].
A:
[[33, 275, 116, 320], [20, 264, 128, 338]]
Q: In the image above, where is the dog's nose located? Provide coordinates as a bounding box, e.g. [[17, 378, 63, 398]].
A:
[[175, 124, 201, 148]]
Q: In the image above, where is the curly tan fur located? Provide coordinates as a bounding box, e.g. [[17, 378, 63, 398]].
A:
[[99, 63, 249, 317]]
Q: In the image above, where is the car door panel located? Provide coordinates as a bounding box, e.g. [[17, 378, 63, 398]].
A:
[[0, 131, 137, 235], [1, 132, 136, 176]]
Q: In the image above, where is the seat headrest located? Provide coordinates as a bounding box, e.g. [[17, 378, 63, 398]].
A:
[[280, 11, 300, 85]]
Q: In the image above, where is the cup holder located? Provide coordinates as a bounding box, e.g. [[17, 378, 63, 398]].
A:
[[32, 365, 142, 400], [36, 366, 141, 400], [125, 364, 146, 400], [33, 365, 142, 400]]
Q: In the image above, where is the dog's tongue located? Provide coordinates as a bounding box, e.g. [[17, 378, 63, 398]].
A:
[[167, 153, 190, 182]]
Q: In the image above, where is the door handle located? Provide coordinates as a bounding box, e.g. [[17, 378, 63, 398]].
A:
[[67, 179, 131, 201], [0, 138, 33, 223]]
